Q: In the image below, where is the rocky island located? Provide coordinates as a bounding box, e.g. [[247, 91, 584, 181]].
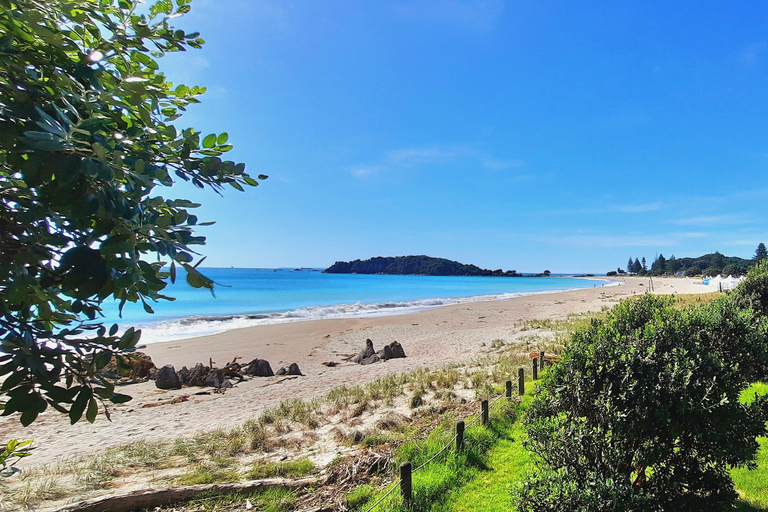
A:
[[323, 255, 530, 277]]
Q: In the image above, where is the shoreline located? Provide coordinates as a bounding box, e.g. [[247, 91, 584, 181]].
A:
[[2, 276, 713, 468], [132, 276, 617, 344]]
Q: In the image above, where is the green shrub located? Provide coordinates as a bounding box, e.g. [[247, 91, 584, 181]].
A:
[[733, 259, 768, 318], [515, 295, 768, 512]]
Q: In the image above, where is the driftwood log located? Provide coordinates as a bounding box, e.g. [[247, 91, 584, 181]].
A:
[[51, 477, 319, 512]]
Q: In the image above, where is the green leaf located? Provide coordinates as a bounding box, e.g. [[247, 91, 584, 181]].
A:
[[85, 398, 98, 423], [92, 142, 107, 161], [94, 350, 112, 370], [217, 132, 228, 144], [170, 261, 177, 283], [109, 393, 132, 404], [202, 133, 216, 148], [20, 410, 38, 427], [69, 389, 91, 424]]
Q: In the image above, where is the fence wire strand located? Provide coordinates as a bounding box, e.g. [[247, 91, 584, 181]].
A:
[[413, 432, 460, 473], [362, 359, 547, 511], [362, 479, 401, 512]]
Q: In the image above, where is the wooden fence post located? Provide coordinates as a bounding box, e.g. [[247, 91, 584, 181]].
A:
[[532, 357, 538, 380], [518, 367, 525, 395], [481, 399, 489, 425], [456, 420, 465, 452], [400, 461, 412, 504], [539, 351, 545, 371], [506, 380, 512, 399]]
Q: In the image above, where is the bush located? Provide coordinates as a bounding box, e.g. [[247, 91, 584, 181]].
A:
[[514, 295, 768, 512], [732, 259, 768, 319], [684, 266, 702, 277]]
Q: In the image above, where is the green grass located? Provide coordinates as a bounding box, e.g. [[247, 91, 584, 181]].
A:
[[733, 382, 768, 510], [138, 488, 298, 512], [246, 458, 316, 480], [345, 396, 522, 511], [175, 467, 241, 485], [437, 397, 533, 511]]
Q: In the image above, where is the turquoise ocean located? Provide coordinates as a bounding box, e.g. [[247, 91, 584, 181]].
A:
[[99, 269, 612, 344]]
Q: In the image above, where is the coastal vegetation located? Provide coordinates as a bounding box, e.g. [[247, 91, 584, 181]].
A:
[[324, 255, 548, 277], [0, 0, 265, 428], [623, 246, 765, 277]]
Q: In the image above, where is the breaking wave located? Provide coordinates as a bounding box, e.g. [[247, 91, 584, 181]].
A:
[[134, 279, 618, 344]]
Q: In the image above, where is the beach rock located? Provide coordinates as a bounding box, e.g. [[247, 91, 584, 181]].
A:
[[322, 361, 337, 367], [388, 341, 406, 359], [287, 362, 303, 375], [376, 344, 393, 361], [203, 369, 233, 389], [243, 358, 274, 377], [275, 366, 286, 376], [351, 339, 376, 363], [155, 365, 181, 390], [361, 354, 381, 365], [177, 366, 190, 385], [186, 363, 210, 386]]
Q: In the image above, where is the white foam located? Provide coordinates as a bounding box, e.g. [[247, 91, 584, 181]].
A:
[[134, 279, 617, 344]]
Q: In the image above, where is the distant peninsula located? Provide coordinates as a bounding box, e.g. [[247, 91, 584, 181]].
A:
[[324, 255, 549, 277]]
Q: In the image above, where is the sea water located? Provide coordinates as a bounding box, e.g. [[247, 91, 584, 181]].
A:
[[97, 268, 610, 344]]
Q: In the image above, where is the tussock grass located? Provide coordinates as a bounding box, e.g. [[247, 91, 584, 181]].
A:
[[246, 458, 315, 480], [175, 467, 241, 486]]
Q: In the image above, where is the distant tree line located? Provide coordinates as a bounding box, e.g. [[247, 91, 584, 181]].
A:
[[325, 255, 521, 277], [621, 243, 767, 277]]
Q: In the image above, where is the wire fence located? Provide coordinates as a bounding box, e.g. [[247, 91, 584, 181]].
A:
[[361, 352, 551, 512]]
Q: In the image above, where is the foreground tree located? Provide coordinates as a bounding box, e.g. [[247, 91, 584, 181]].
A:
[[756, 243, 767, 262], [0, 0, 266, 425], [515, 293, 768, 512]]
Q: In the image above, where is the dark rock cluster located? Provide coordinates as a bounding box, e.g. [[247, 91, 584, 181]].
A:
[[152, 357, 302, 390], [350, 339, 406, 365]]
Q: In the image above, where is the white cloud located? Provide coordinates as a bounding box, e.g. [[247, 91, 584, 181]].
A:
[[349, 166, 381, 178], [612, 202, 665, 213], [482, 159, 526, 171], [542, 202, 665, 215], [387, 146, 457, 165], [394, 0, 505, 31], [534, 231, 706, 248], [737, 42, 766, 66], [669, 215, 750, 226]]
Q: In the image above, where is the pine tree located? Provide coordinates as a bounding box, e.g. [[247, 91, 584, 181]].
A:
[[666, 255, 680, 274], [627, 257, 634, 273], [642, 257, 647, 272], [632, 258, 642, 274], [756, 243, 767, 261]]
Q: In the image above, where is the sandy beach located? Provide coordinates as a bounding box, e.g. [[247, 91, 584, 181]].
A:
[[1, 276, 710, 468]]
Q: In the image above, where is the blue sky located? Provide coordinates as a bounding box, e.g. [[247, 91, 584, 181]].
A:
[[158, 0, 768, 273]]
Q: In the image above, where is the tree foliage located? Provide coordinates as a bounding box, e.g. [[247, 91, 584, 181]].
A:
[[0, 0, 266, 426], [755, 243, 767, 262], [515, 293, 768, 512]]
